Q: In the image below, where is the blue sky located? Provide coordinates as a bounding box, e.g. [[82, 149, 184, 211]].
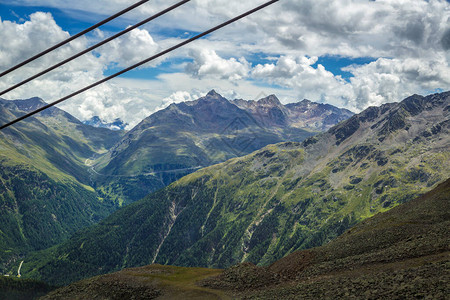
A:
[[1, 3, 377, 80], [0, 0, 449, 127], [3, 5, 97, 32]]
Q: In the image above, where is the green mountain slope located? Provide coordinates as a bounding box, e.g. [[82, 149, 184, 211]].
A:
[[0, 98, 122, 272], [203, 177, 450, 299], [40, 177, 450, 299], [21, 91, 450, 286], [92, 90, 353, 205]]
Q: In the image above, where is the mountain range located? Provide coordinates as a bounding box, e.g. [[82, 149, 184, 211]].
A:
[[0, 91, 352, 274], [18, 91, 449, 286], [90, 90, 354, 205]]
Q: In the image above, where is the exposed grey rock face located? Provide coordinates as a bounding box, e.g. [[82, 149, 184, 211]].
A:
[[232, 94, 354, 131]]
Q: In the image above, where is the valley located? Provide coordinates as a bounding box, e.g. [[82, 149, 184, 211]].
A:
[[0, 97, 121, 272]]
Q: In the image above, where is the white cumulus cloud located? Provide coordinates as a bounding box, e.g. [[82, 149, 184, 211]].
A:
[[185, 49, 250, 81], [98, 27, 160, 68], [0, 12, 164, 127], [344, 56, 450, 110], [1, 0, 449, 126], [252, 55, 354, 109]]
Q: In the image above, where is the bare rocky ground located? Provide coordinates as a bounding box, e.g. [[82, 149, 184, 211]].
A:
[[41, 178, 449, 299], [41, 265, 229, 300]]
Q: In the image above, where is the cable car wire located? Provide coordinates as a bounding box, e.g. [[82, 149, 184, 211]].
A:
[[0, 0, 279, 130], [0, 0, 151, 78], [0, 0, 191, 97]]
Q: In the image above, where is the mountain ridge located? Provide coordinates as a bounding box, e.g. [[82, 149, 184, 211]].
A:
[[232, 94, 354, 130], [92, 90, 353, 205]]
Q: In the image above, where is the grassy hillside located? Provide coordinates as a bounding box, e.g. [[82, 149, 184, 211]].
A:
[[205, 177, 450, 299], [21, 91, 450, 285], [40, 177, 449, 299], [0, 98, 121, 272]]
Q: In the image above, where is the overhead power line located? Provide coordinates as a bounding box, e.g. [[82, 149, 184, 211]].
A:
[[0, 0, 279, 131], [0, 0, 191, 97], [0, 0, 151, 78]]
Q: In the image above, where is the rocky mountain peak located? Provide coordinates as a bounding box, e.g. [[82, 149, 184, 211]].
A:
[[328, 91, 449, 146], [206, 89, 219, 97], [12, 97, 47, 112], [288, 99, 315, 112], [202, 90, 227, 102], [256, 95, 282, 107], [299, 99, 313, 105]]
